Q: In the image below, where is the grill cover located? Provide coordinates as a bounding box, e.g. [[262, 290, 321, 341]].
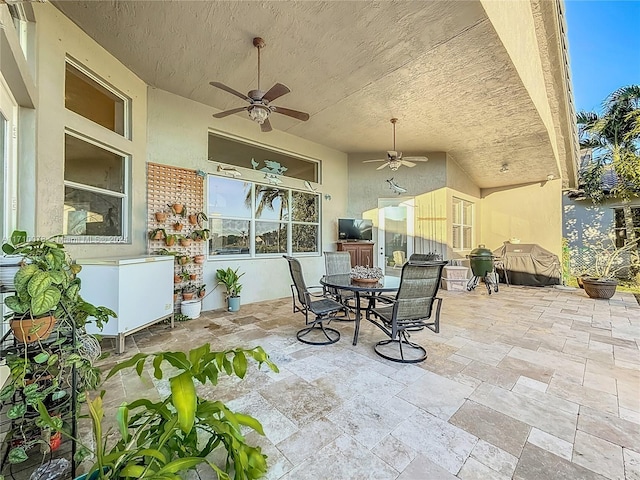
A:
[[493, 243, 560, 286]]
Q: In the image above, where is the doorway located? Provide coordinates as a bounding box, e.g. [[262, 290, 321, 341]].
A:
[[377, 197, 414, 276]]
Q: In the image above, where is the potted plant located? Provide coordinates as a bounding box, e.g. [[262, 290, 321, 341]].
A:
[[197, 285, 206, 299], [1, 231, 116, 466], [148, 228, 166, 241], [182, 283, 197, 301], [154, 211, 168, 222], [215, 267, 244, 312], [179, 236, 193, 248], [168, 203, 186, 216], [173, 221, 183, 232], [188, 211, 208, 227], [164, 233, 177, 247], [580, 237, 639, 299], [38, 343, 279, 480], [190, 229, 211, 242], [193, 254, 205, 264], [175, 254, 190, 266], [173, 287, 181, 302]]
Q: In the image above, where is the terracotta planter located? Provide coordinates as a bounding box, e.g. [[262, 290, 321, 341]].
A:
[[155, 212, 167, 222], [174, 223, 183, 231], [189, 274, 197, 281], [188, 214, 198, 225], [198, 290, 206, 299], [194, 255, 205, 264], [172, 204, 184, 214], [174, 275, 182, 284], [11, 315, 56, 343], [152, 231, 164, 240], [182, 292, 195, 301], [173, 293, 179, 302], [177, 256, 190, 265], [582, 278, 617, 300], [180, 238, 192, 247]]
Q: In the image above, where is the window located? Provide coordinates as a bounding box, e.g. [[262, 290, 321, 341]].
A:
[[614, 207, 640, 248], [208, 133, 319, 182], [65, 60, 128, 138], [63, 133, 128, 240], [208, 176, 320, 257], [452, 197, 473, 250]]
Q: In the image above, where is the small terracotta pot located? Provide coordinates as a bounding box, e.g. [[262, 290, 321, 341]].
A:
[[174, 223, 183, 231], [180, 238, 192, 247], [193, 255, 205, 264], [198, 290, 206, 299], [173, 294, 178, 302], [172, 204, 184, 214], [189, 274, 197, 280], [165, 237, 176, 247], [182, 292, 195, 301], [188, 214, 198, 225], [11, 315, 57, 344], [152, 231, 164, 240], [178, 256, 190, 265], [155, 212, 167, 222], [174, 275, 182, 284]]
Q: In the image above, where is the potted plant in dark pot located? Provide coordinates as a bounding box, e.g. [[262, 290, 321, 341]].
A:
[[580, 237, 639, 299], [215, 267, 244, 312], [1, 230, 116, 469]]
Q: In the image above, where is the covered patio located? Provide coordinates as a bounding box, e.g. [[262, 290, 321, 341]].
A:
[[99, 286, 640, 480]]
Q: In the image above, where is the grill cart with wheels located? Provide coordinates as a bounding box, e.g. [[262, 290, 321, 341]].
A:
[[467, 245, 499, 294]]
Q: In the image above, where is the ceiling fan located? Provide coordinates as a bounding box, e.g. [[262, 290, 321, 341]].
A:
[[210, 37, 310, 132], [363, 118, 429, 170]]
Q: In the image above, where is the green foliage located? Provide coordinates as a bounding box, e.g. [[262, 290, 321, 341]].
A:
[[39, 344, 279, 480], [215, 267, 244, 298]]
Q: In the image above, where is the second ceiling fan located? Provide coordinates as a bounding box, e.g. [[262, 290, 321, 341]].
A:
[[363, 118, 428, 170], [210, 37, 310, 132]]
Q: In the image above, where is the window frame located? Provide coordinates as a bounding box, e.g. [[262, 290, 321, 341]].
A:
[[613, 206, 640, 248], [207, 174, 321, 259], [63, 130, 130, 244], [452, 197, 474, 251]]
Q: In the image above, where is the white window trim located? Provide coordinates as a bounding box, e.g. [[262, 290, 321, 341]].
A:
[[63, 129, 130, 244], [452, 197, 474, 251]]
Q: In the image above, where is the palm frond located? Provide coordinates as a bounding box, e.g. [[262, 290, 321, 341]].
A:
[[605, 85, 640, 111]]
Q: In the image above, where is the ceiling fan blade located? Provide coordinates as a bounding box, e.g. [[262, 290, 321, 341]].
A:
[[362, 159, 386, 163], [272, 106, 310, 121], [212, 107, 248, 119], [260, 118, 273, 133], [403, 156, 429, 162], [262, 83, 291, 102], [209, 82, 251, 102], [376, 163, 390, 170], [401, 160, 417, 168]]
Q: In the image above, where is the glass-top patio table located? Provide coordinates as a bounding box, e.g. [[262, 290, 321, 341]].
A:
[[320, 274, 400, 346]]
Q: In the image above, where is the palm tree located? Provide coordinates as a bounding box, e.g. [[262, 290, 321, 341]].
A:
[[577, 85, 640, 275], [245, 185, 289, 252]]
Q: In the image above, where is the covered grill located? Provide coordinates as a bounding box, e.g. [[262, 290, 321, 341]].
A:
[[493, 243, 560, 286]]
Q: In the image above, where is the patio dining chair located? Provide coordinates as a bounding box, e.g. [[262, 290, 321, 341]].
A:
[[409, 252, 443, 263], [324, 251, 355, 314], [366, 261, 446, 363], [284, 256, 344, 345]]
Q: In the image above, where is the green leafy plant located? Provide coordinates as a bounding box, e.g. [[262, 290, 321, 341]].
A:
[[215, 267, 244, 299], [39, 343, 279, 480], [149, 228, 167, 241], [189, 229, 211, 241], [579, 236, 640, 280], [188, 212, 208, 227]]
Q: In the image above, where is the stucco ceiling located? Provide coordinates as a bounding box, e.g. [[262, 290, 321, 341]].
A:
[[52, 0, 561, 189]]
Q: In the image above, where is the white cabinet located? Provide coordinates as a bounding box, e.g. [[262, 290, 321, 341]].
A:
[[77, 255, 174, 353]]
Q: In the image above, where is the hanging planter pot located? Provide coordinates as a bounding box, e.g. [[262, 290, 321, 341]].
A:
[[180, 238, 192, 247], [189, 274, 197, 281], [193, 255, 205, 264], [10, 315, 57, 344], [170, 203, 184, 215], [155, 212, 168, 222], [173, 222, 183, 232], [188, 214, 198, 225]]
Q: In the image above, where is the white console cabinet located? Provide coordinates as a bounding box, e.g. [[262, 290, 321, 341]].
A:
[[77, 255, 174, 353]]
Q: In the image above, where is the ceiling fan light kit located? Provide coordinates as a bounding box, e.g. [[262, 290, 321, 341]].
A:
[[210, 37, 310, 132], [362, 118, 428, 170]]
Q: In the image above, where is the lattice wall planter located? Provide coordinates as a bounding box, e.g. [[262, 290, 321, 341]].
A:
[[147, 163, 206, 310]]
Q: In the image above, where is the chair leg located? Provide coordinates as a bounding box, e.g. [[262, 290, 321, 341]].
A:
[[297, 321, 340, 345], [373, 330, 427, 363]]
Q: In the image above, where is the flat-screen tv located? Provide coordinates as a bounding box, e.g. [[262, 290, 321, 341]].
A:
[[338, 218, 373, 241]]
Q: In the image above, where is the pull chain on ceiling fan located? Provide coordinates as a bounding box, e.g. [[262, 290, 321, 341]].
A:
[[210, 37, 310, 132], [362, 118, 428, 170]]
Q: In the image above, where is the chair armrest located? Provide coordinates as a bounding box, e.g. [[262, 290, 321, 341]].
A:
[[307, 286, 327, 298]]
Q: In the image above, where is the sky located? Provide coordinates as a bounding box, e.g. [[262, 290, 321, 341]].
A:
[[564, 0, 640, 114]]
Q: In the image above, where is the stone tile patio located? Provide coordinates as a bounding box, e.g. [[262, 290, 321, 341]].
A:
[[99, 285, 640, 479]]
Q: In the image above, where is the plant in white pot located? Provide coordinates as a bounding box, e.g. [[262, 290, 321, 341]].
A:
[[580, 237, 639, 299], [215, 267, 244, 312]]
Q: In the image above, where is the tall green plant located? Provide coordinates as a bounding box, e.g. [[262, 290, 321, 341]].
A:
[[39, 343, 279, 480], [215, 267, 244, 298]]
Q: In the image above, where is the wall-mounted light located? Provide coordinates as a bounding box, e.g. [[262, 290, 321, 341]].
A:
[[546, 174, 555, 181], [499, 164, 509, 173]]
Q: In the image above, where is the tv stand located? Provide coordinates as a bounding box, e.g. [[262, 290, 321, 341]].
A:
[[337, 241, 374, 268]]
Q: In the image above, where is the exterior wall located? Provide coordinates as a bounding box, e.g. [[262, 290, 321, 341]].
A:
[[34, 3, 148, 257], [480, 179, 563, 259], [445, 154, 481, 198], [147, 88, 349, 312], [414, 188, 449, 259]]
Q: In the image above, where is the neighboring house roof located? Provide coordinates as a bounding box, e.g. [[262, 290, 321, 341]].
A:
[[567, 150, 638, 200]]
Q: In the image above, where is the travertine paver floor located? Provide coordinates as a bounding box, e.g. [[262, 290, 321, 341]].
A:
[[99, 285, 640, 479]]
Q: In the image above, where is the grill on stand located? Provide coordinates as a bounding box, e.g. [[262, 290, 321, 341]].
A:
[[466, 245, 499, 294]]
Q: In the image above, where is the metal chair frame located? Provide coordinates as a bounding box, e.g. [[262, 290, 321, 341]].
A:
[[323, 252, 355, 318], [367, 261, 446, 363], [284, 256, 343, 345]]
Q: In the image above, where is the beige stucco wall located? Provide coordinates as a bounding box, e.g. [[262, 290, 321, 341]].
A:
[[34, 3, 148, 257], [480, 179, 563, 258], [147, 88, 349, 311]]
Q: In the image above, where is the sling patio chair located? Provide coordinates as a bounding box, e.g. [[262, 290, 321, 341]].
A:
[[366, 261, 446, 363], [324, 251, 355, 316], [284, 255, 344, 345]]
